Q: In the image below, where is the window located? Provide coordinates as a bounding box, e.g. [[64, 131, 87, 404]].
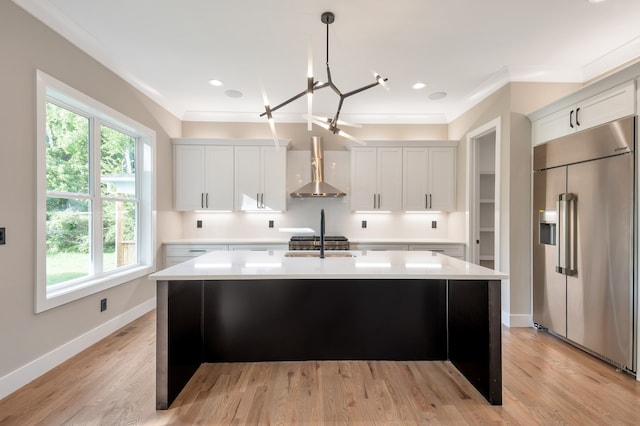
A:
[[36, 70, 155, 312]]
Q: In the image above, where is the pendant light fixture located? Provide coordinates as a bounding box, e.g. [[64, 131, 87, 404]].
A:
[[260, 11, 389, 144]]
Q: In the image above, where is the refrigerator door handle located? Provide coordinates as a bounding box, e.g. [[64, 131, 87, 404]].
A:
[[556, 194, 566, 274], [566, 193, 577, 276], [556, 193, 577, 276]]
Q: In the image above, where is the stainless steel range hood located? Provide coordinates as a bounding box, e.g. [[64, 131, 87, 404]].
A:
[[291, 136, 346, 198]]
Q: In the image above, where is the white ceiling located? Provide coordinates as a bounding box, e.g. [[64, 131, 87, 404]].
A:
[[12, 0, 640, 124]]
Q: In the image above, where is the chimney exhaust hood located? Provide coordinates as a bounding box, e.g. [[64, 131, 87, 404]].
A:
[[291, 137, 346, 198]]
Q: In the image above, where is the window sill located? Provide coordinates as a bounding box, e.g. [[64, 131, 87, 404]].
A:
[[36, 264, 155, 313]]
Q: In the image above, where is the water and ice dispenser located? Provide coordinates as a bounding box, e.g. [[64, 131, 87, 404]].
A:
[[538, 210, 556, 246]]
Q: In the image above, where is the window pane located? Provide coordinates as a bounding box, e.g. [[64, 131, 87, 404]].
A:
[[46, 102, 90, 194], [103, 200, 137, 271], [46, 197, 91, 285], [101, 125, 136, 198]]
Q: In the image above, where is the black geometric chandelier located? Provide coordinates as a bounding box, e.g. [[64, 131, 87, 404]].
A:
[[260, 11, 389, 144]]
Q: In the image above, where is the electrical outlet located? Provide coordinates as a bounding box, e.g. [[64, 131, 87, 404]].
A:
[[268, 220, 274, 228], [196, 220, 203, 228], [100, 298, 107, 312], [431, 221, 437, 229], [361, 220, 367, 229], [0, 227, 5, 245]]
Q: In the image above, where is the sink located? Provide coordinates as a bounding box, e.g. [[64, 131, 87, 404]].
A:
[[284, 251, 356, 258]]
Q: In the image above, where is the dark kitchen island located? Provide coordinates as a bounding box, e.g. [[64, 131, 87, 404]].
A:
[[149, 249, 507, 409]]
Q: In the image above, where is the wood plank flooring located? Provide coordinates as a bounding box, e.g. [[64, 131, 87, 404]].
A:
[[2, 310, 640, 425]]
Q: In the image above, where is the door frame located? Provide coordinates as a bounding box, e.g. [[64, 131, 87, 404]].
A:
[[466, 117, 501, 270]]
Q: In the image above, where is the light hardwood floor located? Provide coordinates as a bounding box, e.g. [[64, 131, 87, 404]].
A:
[[2, 310, 640, 425]]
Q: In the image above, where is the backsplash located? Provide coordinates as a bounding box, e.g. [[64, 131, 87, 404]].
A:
[[178, 151, 465, 241]]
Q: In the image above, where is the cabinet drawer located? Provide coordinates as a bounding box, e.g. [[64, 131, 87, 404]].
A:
[[408, 244, 465, 259], [165, 244, 228, 257], [351, 244, 409, 251], [228, 244, 288, 251]]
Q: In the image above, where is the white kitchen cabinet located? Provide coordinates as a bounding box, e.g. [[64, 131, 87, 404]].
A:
[[532, 81, 635, 145], [164, 243, 229, 267], [351, 243, 409, 251], [235, 146, 287, 211], [350, 147, 403, 211], [228, 243, 288, 251], [174, 145, 234, 211], [403, 146, 456, 212], [408, 243, 465, 260]]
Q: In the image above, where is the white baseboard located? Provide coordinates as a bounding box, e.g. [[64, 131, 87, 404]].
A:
[[502, 312, 532, 328], [0, 298, 156, 400]]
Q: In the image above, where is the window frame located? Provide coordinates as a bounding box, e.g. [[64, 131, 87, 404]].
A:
[[35, 70, 156, 313]]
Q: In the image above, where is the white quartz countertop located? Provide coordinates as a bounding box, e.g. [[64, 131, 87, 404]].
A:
[[149, 250, 506, 281], [163, 238, 290, 245], [162, 238, 465, 245]]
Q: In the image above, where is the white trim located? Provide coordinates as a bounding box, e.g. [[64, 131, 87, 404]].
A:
[[0, 298, 156, 400], [35, 70, 157, 313], [465, 117, 501, 270]]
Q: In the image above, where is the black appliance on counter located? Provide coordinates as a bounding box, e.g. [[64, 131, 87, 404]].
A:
[[288, 236, 350, 251]]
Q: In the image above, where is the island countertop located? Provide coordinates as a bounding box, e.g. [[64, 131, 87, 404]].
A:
[[149, 249, 508, 281]]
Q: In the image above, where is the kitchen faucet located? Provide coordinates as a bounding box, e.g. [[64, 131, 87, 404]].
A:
[[320, 209, 325, 259]]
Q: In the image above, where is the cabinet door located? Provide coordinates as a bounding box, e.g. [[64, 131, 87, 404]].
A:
[[428, 147, 456, 212], [574, 81, 635, 132], [174, 145, 205, 211], [403, 147, 429, 211], [350, 148, 378, 211], [204, 146, 234, 211], [376, 147, 403, 211], [234, 146, 262, 211], [261, 147, 286, 211], [532, 106, 575, 146]]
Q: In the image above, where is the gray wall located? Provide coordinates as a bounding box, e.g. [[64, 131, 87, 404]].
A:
[[449, 81, 581, 325], [0, 1, 181, 379]]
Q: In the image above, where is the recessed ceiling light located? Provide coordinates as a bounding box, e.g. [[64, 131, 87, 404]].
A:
[[225, 89, 243, 98], [428, 91, 447, 100], [412, 82, 427, 90], [588, 0, 607, 3], [208, 79, 224, 87]]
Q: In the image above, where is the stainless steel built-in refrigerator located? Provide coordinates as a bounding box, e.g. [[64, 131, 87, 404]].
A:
[[533, 116, 636, 372]]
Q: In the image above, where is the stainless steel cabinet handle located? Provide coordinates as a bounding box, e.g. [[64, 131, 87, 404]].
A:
[[261, 193, 265, 209], [575, 107, 580, 126], [189, 249, 206, 253], [257, 193, 260, 209], [429, 194, 432, 209], [201, 193, 204, 209], [373, 193, 377, 209], [377, 194, 381, 209], [205, 193, 209, 208], [425, 194, 428, 209]]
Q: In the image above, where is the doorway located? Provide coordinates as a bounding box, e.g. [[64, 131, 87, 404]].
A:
[[466, 118, 501, 270]]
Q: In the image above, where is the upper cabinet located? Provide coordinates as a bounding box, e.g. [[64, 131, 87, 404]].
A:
[[234, 145, 287, 212], [173, 139, 289, 212], [174, 145, 234, 211], [532, 81, 635, 146], [349, 141, 457, 212], [403, 146, 456, 212], [350, 147, 403, 211]]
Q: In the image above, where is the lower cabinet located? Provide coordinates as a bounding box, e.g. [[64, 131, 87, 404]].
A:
[[164, 243, 289, 267], [408, 244, 465, 260], [228, 244, 288, 251], [164, 244, 229, 267], [351, 243, 409, 251], [350, 243, 465, 260]]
